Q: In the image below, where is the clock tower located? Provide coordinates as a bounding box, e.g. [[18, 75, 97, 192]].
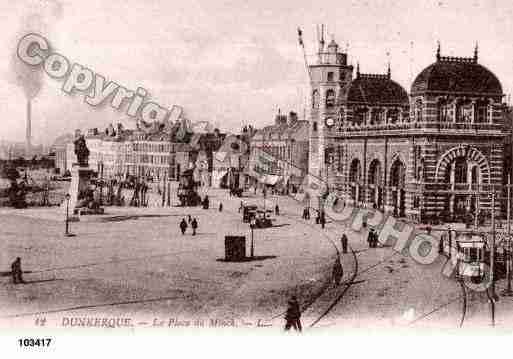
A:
[[308, 33, 353, 188]]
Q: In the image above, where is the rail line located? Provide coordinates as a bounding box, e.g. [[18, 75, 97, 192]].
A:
[[309, 247, 358, 327], [459, 280, 468, 327]]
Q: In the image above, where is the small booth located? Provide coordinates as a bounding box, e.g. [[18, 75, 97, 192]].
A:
[[456, 232, 486, 281]]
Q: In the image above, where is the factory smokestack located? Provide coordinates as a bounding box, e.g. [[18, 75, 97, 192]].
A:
[[26, 99, 32, 158]]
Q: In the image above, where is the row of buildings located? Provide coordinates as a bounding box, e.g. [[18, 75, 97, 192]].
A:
[[52, 113, 310, 191]]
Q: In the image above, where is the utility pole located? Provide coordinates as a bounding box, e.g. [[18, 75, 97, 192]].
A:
[[490, 186, 496, 326], [503, 175, 513, 296]]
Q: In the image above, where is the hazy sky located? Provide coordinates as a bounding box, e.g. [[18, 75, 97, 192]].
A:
[[1, 0, 513, 145]]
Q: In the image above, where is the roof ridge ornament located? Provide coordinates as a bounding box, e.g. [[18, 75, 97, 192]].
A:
[[436, 40, 441, 61], [474, 41, 478, 63]]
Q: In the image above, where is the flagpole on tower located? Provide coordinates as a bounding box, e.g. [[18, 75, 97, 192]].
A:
[[297, 27, 312, 82]]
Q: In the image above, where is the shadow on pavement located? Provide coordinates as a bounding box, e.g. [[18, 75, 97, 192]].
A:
[[216, 255, 277, 263], [100, 214, 176, 222]]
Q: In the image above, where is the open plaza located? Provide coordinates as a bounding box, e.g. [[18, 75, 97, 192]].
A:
[[2, 182, 513, 332]]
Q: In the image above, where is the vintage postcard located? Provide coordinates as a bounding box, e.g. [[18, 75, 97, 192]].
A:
[[1, 0, 513, 355]]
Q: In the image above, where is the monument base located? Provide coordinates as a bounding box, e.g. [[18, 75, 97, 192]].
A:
[[61, 164, 103, 219]]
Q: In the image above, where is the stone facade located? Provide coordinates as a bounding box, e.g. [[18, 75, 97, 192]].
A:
[[309, 39, 510, 222]]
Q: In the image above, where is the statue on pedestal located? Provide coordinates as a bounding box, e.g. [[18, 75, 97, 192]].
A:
[[74, 135, 89, 167]]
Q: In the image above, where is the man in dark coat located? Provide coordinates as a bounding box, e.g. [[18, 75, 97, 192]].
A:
[[284, 296, 302, 332], [320, 211, 326, 229], [367, 229, 373, 248], [219, 203, 223, 212], [369, 228, 378, 248], [191, 218, 198, 236], [332, 256, 344, 286], [275, 204, 280, 216], [341, 233, 349, 254], [180, 218, 188, 235], [11, 257, 25, 284]]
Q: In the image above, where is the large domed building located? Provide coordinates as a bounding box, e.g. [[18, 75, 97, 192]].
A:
[[308, 37, 510, 222]]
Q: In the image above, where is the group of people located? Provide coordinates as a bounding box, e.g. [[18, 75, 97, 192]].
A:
[[301, 207, 327, 228], [180, 215, 199, 236], [367, 228, 379, 248]]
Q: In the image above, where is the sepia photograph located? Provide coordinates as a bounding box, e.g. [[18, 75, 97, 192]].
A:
[[1, 0, 513, 356]]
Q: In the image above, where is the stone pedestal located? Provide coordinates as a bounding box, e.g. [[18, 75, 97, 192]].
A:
[[61, 164, 95, 219]]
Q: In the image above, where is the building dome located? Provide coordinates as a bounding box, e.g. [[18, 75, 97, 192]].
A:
[[346, 74, 408, 104], [411, 57, 502, 96]]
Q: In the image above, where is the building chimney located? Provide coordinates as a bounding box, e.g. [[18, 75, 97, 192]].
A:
[[26, 100, 32, 157]]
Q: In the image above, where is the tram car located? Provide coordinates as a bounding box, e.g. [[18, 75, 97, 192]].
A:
[[177, 169, 201, 206], [455, 232, 486, 281]]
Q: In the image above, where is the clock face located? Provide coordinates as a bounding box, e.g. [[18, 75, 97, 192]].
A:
[[325, 117, 335, 127]]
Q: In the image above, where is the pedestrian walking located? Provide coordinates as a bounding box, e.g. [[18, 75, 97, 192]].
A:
[[275, 204, 280, 216], [332, 256, 344, 286], [302, 207, 307, 219], [191, 218, 198, 236], [341, 233, 348, 254], [11, 257, 25, 284], [180, 218, 188, 235], [373, 229, 380, 247], [219, 203, 223, 212], [284, 296, 302, 332], [305, 207, 310, 220], [367, 229, 373, 248], [320, 211, 326, 229], [188, 214, 192, 224], [239, 201, 244, 213], [369, 228, 378, 248]]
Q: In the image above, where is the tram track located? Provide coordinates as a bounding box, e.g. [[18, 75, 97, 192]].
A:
[[309, 247, 359, 327], [459, 280, 468, 328]]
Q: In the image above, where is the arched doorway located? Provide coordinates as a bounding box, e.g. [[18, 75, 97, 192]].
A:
[[443, 156, 481, 220], [349, 158, 362, 203], [435, 146, 490, 222], [390, 159, 406, 217], [368, 159, 383, 209]]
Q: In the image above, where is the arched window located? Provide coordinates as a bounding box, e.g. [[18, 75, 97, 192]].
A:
[[349, 159, 361, 182], [312, 90, 319, 109], [454, 157, 467, 183], [337, 108, 345, 131], [415, 99, 423, 122], [326, 89, 336, 108], [475, 100, 487, 123], [438, 99, 450, 122], [370, 108, 382, 125], [456, 100, 472, 123], [353, 108, 368, 126], [387, 109, 399, 124], [471, 165, 479, 184]]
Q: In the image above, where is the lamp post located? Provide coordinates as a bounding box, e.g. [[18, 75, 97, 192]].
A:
[[250, 217, 256, 259], [65, 193, 71, 236], [503, 175, 513, 296]]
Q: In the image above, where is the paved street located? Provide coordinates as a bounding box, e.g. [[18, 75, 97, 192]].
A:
[[0, 187, 337, 331], [1, 186, 512, 331]]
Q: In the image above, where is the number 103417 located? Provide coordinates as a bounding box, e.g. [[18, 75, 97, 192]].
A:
[[18, 338, 52, 347]]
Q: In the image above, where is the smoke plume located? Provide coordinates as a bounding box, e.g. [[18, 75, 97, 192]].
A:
[[9, 0, 63, 99]]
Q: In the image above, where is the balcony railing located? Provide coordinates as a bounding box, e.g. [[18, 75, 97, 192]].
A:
[[335, 121, 505, 135]]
